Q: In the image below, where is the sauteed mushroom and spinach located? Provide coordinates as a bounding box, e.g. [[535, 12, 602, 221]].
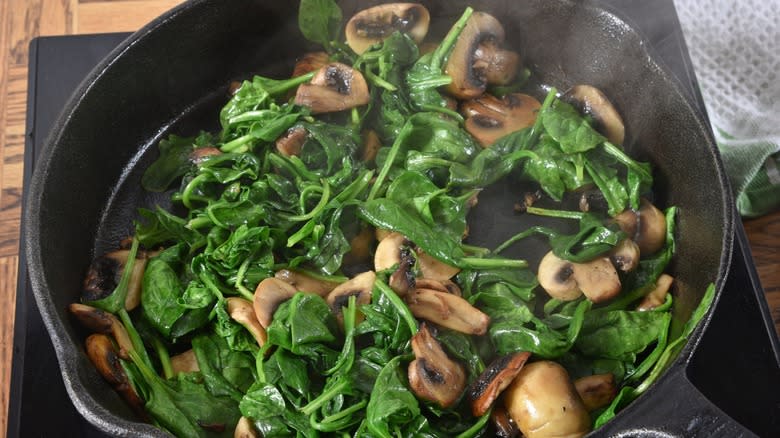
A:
[[70, 1, 716, 436]]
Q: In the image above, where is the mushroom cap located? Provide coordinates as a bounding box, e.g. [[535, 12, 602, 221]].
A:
[[374, 231, 408, 272], [563, 85, 625, 146], [345, 3, 431, 54], [252, 277, 298, 328], [416, 248, 461, 280], [573, 373, 617, 412], [275, 126, 307, 157], [474, 41, 520, 85], [226, 297, 267, 346], [537, 251, 583, 301], [294, 63, 370, 114], [292, 51, 329, 78], [408, 323, 467, 408], [462, 93, 541, 147], [610, 238, 640, 272], [234, 416, 259, 438], [406, 287, 490, 335], [170, 349, 200, 375], [445, 11, 510, 99], [612, 198, 667, 255], [274, 269, 339, 296], [504, 361, 591, 438], [326, 271, 376, 322], [572, 256, 621, 303], [636, 273, 674, 311], [468, 351, 532, 417], [81, 248, 148, 311]]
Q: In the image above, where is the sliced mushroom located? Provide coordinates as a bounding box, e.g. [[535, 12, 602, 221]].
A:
[[275, 126, 307, 157], [345, 3, 431, 54], [445, 12, 519, 99], [274, 269, 338, 297], [85, 334, 148, 419], [537, 251, 621, 303], [504, 361, 591, 438], [536, 252, 582, 301], [326, 271, 376, 325], [563, 85, 625, 146], [294, 63, 370, 114], [82, 248, 149, 311], [344, 225, 376, 266], [69, 303, 134, 359], [609, 238, 640, 272], [407, 323, 466, 408], [361, 129, 382, 163], [573, 373, 617, 411], [468, 352, 532, 417], [414, 278, 462, 297], [234, 416, 259, 438], [491, 405, 520, 438], [226, 297, 267, 347], [292, 51, 329, 78], [461, 93, 541, 147], [613, 198, 667, 255], [374, 231, 408, 271], [636, 273, 674, 311], [252, 277, 299, 328], [416, 248, 461, 280], [190, 147, 223, 165], [171, 349, 200, 375], [406, 287, 490, 335]]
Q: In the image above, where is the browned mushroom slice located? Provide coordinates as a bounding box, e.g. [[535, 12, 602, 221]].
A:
[[345, 3, 431, 54], [326, 271, 376, 325], [461, 93, 541, 147], [537, 251, 621, 303], [344, 225, 376, 266], [468, 351, 532, 417], [414, 278, 462, 296], [69, 303, 134, 359], [171, 349, 200, 375], [361, 129, 382, 163], [504, 361, 591, 438], [407, 323, 466, 408], [445, 12, 520, 99], [609, 238, 640, 272], [292, 51, 329, 78], [189, 147, 222, 165], [295, 63, 370, 114], [612, 198, 667, 255], [406, 288, 490, 335], [491, 405, 520, 438], [234, 416, 259, 438], [82, 248, 149, 311], [636, 274, 674, 311], [226, 297, 267, 346], [253, 277, 299, 328], [374, 231, 408, 271], [416, 248, 461, 280], [563, 85, 625, 146], [85, 333, 148, 419], [573, 373, 617, 411], [275, 126, 307, 157], [274, 269, 339, 296]]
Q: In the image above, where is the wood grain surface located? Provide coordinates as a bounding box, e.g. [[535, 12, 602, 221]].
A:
[[0, 0, 778, 435]]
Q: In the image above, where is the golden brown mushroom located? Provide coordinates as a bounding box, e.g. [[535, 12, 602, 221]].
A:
[[294, 63, 370, 114], [226, 297, 267, 347], [252, 277, 299, 328], [445, 12, 520, 99], [504, 361, 591, 438], [345, 3, 431, 54], [563, 85, 625, 146], [81, 248, 150, 311], [613, 198, 667, 255], [69, 303, 134, 359], [85, 333, 148, 420], [537, 251, 621, 303], [609, 238, 640, 272], [573, 373, 617, 411], [326, 271, 376, 325], [636, 273, 674, 311], [407, 323, 466, 408], [170, 349, 200, 375], [274, 269, 339, 296], [292, 51, 329, 78], [405, 287, 490, 335], [461, 93, 541, 147], [234, 416, 259, 438], [468, 352, 532, 417], [275, 126, 307, 157]]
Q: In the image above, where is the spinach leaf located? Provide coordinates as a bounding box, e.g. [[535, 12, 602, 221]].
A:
[[541, 99, 606, 153], [142, 133, 213, 192], [575, 310, 671, 362], [366, 356, 420, 438], [298, 0, 342, 51]]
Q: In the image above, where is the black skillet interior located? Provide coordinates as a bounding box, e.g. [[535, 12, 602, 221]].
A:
[[25, 0, 733, 436]]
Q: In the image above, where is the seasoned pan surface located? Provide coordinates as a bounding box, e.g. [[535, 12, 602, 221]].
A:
[[25, 0, 733, 436]]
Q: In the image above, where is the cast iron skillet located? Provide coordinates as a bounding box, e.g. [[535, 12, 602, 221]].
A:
[[25, 0, 736, 436]]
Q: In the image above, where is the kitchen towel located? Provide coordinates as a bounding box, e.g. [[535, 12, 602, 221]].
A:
[[674, 0, 780, 217]]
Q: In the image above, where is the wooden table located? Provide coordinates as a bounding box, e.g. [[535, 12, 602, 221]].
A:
[[0, 0, 778, 434]]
